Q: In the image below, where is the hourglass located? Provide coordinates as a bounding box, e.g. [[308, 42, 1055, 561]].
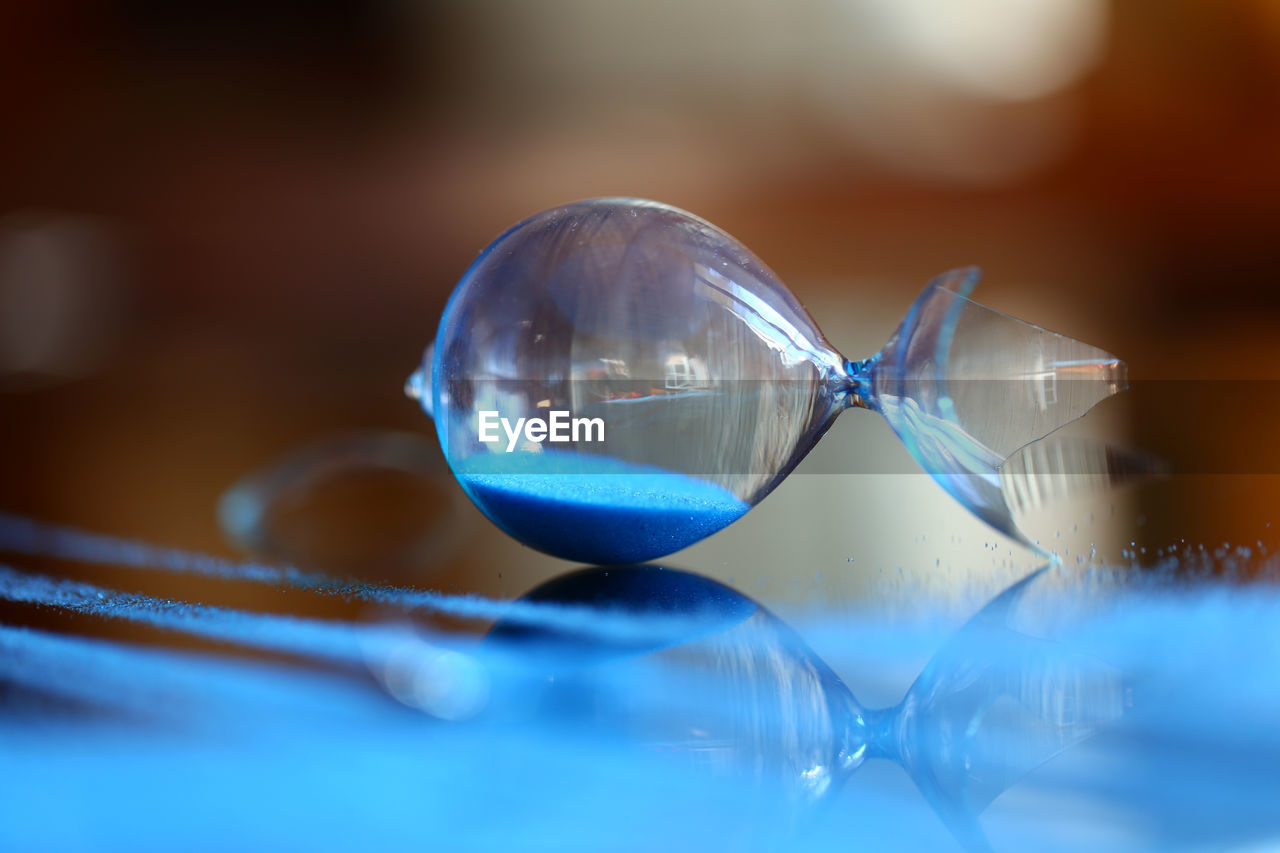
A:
[[484, 565, 1125, 850], [407, 198, 1128, 564]]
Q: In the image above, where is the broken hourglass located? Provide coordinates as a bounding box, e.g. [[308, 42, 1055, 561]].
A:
[[406, 198, 1129, 564]]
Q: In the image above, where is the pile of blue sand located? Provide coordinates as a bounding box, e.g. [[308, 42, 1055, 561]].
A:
[[454, 451, 749, 564]]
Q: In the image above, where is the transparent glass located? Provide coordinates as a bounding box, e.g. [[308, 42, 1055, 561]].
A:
[[484, 565, 1125, 848], [217, 431, 472, 575], [408, 198, 1128, 564]]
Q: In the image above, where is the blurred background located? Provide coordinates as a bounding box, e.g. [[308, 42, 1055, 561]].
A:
[[3, 0, 1280, 631]]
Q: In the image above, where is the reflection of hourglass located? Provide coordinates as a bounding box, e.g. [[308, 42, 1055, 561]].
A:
[[407, 198, 1132, 565], [485, 566, 1126, 851]]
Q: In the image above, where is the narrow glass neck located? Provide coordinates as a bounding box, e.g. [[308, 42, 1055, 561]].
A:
[[838, 356, 878, 410], [859, 703, 903, 764]]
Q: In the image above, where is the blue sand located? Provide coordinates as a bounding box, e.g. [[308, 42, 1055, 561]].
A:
[[0, 513, 740, 636], [7, 568, 1280, 851], [0, 564, 399, 666], [454, 452, 750, 564], [8, 516, 1280, 851]]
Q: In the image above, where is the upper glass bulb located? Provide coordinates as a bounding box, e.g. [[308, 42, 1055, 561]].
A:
[[409, 198, 1127, 564]]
